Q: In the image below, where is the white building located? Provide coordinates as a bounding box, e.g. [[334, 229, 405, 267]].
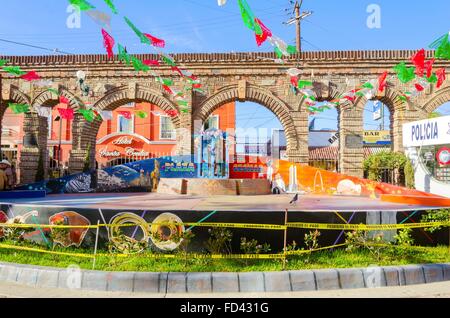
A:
[[403, 115, 450, 197]]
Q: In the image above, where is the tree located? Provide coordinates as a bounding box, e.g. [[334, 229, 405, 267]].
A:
[[363, 151, 409, 186], [404, 159, 415, 189]]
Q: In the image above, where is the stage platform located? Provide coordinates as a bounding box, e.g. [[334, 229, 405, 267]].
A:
[[0, 192, 445, 212]]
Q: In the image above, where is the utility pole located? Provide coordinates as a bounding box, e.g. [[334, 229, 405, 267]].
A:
[[295, 1, 301, 52], [284, 1, 313, 53]]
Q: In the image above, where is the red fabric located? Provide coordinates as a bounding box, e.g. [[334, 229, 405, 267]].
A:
[[192, 83, 202, 89], [411, 49, 425, 77], [290, 76, 298, 87], [59, 95, 70, 105], [171, 66, 183, 76], [166, 109, 178, 118], [143, 33, 165, 48], [117, 111, 132, 119], [58, 108, 74, 120], [20, 70, 40, 82], [378, 71, 388, 92], [436, 68, 446, 89], [162, 85, 174, 95], [415, 83, 424, 92], [424, 58, 435, 78], [344, 95, 356, 103], [143, 59, 160, 66], [254, 18, 272, 46], [101, 29, 115, 59]]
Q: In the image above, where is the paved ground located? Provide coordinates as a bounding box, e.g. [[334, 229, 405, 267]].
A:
[[0, 193, 439, 212], [0, 281, 449, 298]]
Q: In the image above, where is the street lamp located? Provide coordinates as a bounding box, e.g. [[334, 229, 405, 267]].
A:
[[55, 115, 62, 178], [76, 70, 90, 96]]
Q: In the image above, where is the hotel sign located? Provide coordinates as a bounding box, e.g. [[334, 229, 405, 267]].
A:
[[98, 134, 149, 158], [403, 116, 450, 147]]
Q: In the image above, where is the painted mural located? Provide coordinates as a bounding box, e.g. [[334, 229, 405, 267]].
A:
[[17, 155, 197, 195]]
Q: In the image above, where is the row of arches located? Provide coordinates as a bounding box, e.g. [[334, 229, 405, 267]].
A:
[[1, 81, 449, 184]]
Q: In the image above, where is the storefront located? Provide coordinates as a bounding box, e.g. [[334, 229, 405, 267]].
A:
[[403, 115, 450, 197]]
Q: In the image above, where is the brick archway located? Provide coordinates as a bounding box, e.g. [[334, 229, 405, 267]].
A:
[[422, 85, 450, 113], [69, 84, 181, 173], [32, 88, 82, 110], [194, 83, 299, 151]]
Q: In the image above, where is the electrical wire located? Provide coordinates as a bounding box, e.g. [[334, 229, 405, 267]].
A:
[[0, 38, 74, 55]]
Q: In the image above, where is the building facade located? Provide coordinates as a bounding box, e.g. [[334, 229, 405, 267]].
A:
[[1, 101, 235, 180]]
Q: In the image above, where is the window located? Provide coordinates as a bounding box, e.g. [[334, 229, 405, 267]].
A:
[[160, 116, 176, 140], [204, 115, 219, 130], [117, 115, 134, 134]]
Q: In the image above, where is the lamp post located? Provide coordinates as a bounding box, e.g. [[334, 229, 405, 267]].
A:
[[55, 115, 62, 178]]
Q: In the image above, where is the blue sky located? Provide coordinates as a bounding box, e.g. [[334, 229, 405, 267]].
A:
[[1, 0, 450, 135]]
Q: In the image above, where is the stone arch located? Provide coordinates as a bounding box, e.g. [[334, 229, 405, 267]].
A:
[[69, 84, 181, 173], [421, 85, 450, 113], [32, 87, 82, 110], [194, 83, 299, 150]]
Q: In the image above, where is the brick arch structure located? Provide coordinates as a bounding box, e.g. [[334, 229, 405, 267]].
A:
[[194, 83, 299, 152], [0, 86, 48, 184], [69, 84, 181, 173], [421, 85, 450, 113], [1, 50, 449, 180], [32, 88, 82, 110]]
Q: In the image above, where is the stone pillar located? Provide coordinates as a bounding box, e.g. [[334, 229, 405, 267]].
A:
[[287, 111, 309, 164], [20, 113, 49, 184], [339, 106, 364, 178], [175, 90, 194, 156], [69, 113, 92, 173], [391, 106, 423, 153]]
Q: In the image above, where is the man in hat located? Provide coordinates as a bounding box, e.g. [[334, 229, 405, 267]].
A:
[[1, 160, 14, 190], [0, 160, 8, 191]]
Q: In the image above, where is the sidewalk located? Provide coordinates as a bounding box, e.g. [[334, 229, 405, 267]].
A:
[[1, 281, 449, 298]]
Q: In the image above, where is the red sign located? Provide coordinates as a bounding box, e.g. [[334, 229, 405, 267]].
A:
[[437, 147, 450, 165], [98, 134, 149, 158]]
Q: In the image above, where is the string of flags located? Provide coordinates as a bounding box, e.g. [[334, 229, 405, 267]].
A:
[[235, 0, 297, 58], [290, 43, 448, 115], [68, 0, 201, 117]]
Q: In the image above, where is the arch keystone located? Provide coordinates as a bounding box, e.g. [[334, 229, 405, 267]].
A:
[[238, 80, 247, 101]]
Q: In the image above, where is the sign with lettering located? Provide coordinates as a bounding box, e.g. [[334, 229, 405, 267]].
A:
[[345, 135, 363, 148], [363, 130, 391, 145], [97, 134, 150, 158], [403, 116, 450, 147]]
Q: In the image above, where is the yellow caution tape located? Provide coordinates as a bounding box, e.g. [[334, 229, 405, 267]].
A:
[[286, 221, 450, 231], [285, 243, 348, 255], [0, 243, 95, 259], [0, 221, 447, 231]]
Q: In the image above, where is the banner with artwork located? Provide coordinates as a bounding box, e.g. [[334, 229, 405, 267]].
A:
[[17, 156, 197, 194]]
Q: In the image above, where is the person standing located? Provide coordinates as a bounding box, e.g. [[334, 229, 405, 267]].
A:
[[2, 160, 14, 190], [0, 162, 8, 191]]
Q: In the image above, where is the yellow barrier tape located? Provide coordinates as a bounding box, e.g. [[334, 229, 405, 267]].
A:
[[98, 253, 286, 260], [0, 221, 447, 231], [286, 221, 450, 231], [285, 243, 348, 255], [0, 243, 95, 259], [0, 223, 99, 229]]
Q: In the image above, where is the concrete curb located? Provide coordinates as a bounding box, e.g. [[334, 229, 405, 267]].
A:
[[0, 262, 449, 294]]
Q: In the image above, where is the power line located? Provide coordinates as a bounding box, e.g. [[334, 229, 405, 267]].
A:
[[0, 38, 74, 55]]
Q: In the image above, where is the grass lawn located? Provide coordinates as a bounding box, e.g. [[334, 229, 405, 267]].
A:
[[0, 241, 448, 272]]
